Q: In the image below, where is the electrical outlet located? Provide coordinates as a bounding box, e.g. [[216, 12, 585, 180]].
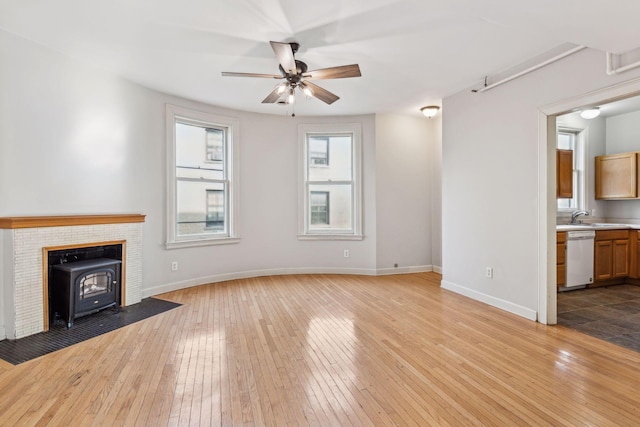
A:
[[485, 267, 493, 278], [171, 261, 178, 271], [343, 250, 350, 258]]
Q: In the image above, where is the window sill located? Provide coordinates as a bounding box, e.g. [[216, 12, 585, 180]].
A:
[[298, 234, 363, 241], [166, 237, 240, 249]]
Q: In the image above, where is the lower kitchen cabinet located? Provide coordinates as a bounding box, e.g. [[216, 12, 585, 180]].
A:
[[595, 240, 613, 281], [629, 230, 640, 279], [557, 232, 566, 286], [594, 230, 630, 282]]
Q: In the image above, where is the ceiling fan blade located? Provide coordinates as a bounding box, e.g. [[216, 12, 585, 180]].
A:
[[303, 81, 340, 105], [261, 87, 282, 103], [221, 72, 283, 79], [270, 41, 297, 75], [304, 64, 361, 80]]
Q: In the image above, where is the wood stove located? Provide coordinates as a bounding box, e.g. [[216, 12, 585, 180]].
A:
[[51, 258, 122, 328]]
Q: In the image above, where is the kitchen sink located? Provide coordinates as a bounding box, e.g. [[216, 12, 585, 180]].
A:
[[557, 223, 630, 231]]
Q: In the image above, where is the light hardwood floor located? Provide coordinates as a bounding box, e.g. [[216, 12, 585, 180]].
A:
[[1, 272, 640, 426]]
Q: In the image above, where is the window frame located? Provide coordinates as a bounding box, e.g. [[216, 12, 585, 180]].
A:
[[166, 104, 240, 248], [298, 123, 363, 240]]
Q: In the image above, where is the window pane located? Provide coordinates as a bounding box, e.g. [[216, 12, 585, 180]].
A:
[[308, 184, 352, 230], [206, 189, 225, 230], [309, 137, 328, 166], [310, 191, 330, 225], [308, 135, 352, 181], [206, 128, 224, 162], [176, 122, 224, 180], [557, 133, 572, 150], [177, 180, 226, 236]]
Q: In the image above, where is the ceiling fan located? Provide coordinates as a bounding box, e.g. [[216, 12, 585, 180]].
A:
[[222, 41, 361, 106]]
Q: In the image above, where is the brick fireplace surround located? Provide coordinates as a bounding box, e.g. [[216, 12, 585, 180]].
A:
[[0, 214, 145, 340]]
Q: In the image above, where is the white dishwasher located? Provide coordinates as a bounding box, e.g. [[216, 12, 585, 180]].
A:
[[563, 230, 595, 290]]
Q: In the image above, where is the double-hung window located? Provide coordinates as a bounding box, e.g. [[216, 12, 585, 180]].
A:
[[166, 105, 239, 248], [299, 123, 362, 240]]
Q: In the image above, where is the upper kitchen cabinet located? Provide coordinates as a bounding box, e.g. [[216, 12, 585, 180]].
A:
[[595, 152, 640, 199], [557, 149, 573, 198]]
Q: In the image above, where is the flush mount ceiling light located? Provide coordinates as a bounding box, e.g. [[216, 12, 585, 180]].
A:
[[420, 106, 440, 118], [580, 107, 600, 119]]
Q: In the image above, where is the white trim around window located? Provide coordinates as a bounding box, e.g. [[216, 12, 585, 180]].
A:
[[165, 104, 240, 249], [298, 123, 363, 240]]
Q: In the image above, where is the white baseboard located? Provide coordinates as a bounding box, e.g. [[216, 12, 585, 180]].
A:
[[441, 280, 537, 321], [375, 265, 433, 276], [142, 265, 436, 298], [432, 265, 442, 274], [0, 326, 5, 341]]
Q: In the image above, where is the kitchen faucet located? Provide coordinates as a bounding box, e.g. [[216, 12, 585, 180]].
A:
[[570, 210, 590, 224]]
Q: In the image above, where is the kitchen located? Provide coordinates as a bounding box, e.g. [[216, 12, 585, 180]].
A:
[[556, 94, 640, 351]]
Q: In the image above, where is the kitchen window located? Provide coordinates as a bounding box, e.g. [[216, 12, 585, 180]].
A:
[[557, 128, 585, 212], [166, 104, 239, 248], [298, 123, 362, 240]]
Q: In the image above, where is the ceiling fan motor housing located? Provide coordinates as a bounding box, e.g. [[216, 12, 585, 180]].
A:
[[279, 60, 308, 82]]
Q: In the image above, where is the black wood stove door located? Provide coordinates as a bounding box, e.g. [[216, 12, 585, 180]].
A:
[[75, 266, 120, 315]]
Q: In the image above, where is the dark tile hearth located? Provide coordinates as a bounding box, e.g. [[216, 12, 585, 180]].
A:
[[0, 297, 181, 365], [558, 284, 640, 352]]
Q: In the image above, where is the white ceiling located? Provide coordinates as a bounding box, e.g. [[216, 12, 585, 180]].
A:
[[1, 0, 640, 117]]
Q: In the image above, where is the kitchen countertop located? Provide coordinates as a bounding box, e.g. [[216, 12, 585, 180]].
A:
[[557, 223, 640, 231]]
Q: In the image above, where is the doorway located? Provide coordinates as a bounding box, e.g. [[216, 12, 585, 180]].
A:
[[539, 79, 640, 324]]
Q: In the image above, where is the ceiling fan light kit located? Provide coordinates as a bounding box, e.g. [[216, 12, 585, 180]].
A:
[[222, 41, 361, 109], [299, 82, 314, 97]]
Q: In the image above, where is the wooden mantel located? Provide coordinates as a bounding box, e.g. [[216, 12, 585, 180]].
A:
[[0, 214, 146, 229]]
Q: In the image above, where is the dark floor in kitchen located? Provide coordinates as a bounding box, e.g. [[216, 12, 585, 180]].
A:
[[557, 284, 640, 352]]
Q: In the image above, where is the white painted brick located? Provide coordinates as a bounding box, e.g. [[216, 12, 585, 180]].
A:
[[8, 222, 143, 339]]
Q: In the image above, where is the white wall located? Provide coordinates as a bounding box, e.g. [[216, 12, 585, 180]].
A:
[[604, 111, 640, 220], [375, 113, 439, 272], [431, 116, 443, 271], [606, 110, 640, 153], [0, 28, 439, 325], [442, 48, 640, 320]]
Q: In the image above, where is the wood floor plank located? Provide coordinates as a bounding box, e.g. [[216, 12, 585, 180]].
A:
[[2, 272, 640, 425]]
